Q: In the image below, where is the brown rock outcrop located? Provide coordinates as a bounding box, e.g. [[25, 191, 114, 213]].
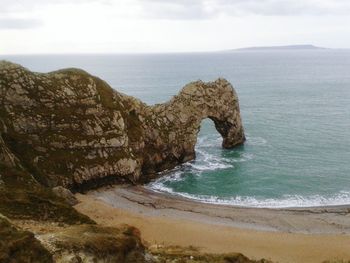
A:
[[37, 224, 146, 263], [0, 214, 53, 263], [0, 61, 277, 263], [0, 60, 245, 191]]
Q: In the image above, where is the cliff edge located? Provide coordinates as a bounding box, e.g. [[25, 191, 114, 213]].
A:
[[0, 60, 245, 191], [0, 61, 271, 263]]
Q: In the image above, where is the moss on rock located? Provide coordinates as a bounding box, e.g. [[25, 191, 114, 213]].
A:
[[0, 60, 245, 190], [0, 60, 261, 263], [0, 214, 53, 263], [0, 132, 93, 224], [37, 224, 146, 263]]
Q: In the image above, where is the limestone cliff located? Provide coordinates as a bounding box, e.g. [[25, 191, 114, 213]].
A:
[[0, 60, 244, 191], [0, 130, 93, 223], [0, 61, 268, 263]]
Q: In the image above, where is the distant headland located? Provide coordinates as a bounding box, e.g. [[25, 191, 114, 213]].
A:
[[229, 44, 327, 51]]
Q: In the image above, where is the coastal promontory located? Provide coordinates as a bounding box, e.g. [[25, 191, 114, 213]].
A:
[[0, 61, 250, 262], [0, 60, 245, 191]]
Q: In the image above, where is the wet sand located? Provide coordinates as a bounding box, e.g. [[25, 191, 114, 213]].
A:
[[75, 185, 350, 263]]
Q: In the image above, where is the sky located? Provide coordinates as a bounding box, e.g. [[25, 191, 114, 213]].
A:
[[0, 0, 350, 54]]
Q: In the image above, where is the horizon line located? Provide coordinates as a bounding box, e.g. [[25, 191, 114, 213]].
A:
[[1, 47, 349, 56]]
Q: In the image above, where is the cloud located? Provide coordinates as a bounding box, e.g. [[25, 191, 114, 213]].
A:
[[137, 0, 350, 19], [1, 0, 350, 24], [0, 18, 43, 29], [0, 0, 106, 12], [0, 0, 107, 30], [219, 0, 350, 16], [138, 0, 212, 19]]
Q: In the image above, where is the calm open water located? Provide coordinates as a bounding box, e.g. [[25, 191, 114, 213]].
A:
[[3, 50, 350, 207]]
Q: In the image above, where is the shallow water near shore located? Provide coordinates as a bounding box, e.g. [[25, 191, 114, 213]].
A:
[[3, 50, 350, 208]]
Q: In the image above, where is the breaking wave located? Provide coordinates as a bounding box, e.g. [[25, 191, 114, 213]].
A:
[[147, 134, 350, 208], [147, 182, 350, 208]]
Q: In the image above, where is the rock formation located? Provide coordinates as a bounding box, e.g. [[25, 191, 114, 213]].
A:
[[0, 61, 245, 191], [37, 224, 146, 263], [0, 212, 269, 263], [0, 214, 53, 262], [0, 61, 273, 263]]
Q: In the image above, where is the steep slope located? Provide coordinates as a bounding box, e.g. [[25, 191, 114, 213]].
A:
[[0, 61, 275, 263], [0, 61, 245, 191], [0, 214, 53, 263]]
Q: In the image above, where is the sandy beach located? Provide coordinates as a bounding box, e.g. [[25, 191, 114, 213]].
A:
[[74, 185, 350, 263]]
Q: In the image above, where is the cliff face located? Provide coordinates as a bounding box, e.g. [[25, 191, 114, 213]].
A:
[[0, 61, 245, 191], [0, 61, 264, 263]]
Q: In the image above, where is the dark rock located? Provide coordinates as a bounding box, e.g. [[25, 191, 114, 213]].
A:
[[0, 214, 53, 263], [52, 186, 79, 206]]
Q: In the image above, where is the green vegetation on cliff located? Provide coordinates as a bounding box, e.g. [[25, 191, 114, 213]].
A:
[[0, 60, 244, 191], [0, 214, 53, 263], [0, 60, 251, 263], [149, 246, 272, 263], [0, 165, 93, 224]]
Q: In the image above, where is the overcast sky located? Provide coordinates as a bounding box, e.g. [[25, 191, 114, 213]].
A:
[[0, 0, 350, 54]]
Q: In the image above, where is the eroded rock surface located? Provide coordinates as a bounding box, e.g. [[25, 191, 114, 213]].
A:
[[0, 61, 274, 263], [0, 60, 245, 191], [37, 224, 146, 263], [0, 214, 53, 263], [52, 186, 79, 206]]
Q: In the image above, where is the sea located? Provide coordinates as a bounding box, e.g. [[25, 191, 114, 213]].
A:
[[2, 50, 350, 208]]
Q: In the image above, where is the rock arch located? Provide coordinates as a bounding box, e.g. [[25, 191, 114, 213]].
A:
[[140, 78, 245, 176], [0, 61, 245, 189]]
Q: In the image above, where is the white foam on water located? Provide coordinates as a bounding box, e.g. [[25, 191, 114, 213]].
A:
[[197, 134, 221, 144], [188, 148, 233, 171], [159, 170, 185, 182], [147, 182, 350, 208], [198, 134, 268, 148], [195, 134, 259, 167], [187, 162, 231, 171], [147, 134, 259, 199], [149, 133, 350, 208], [230, 152, 255, 163]]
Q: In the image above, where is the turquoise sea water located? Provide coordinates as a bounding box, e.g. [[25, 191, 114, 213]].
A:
[[3, 50, 350, 207]]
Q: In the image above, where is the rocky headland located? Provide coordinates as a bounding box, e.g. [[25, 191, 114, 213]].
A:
[[0, 61, 245, 191], [0, 61, 253, 262]]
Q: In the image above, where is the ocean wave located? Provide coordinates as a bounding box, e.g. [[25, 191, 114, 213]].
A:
[[196, 135, 222, 148], [245, 136, 267, 146], [159, 170, 185, 182], [147, 133, 350, 208], [197, 134, 268, 148], [230, 152, 254, 163], [194, 149, 254, 168], [195, 134, 262, 166], [186, 162, 232, 171], [151, 134, 256, 184], [146, 184, 350, 208], [188, 148, 233, 171]]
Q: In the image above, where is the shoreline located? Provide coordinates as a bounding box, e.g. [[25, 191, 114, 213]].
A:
[[81, 184, 350, 234], [145, 184, 350, 210], [74, 184, 350, 263]]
